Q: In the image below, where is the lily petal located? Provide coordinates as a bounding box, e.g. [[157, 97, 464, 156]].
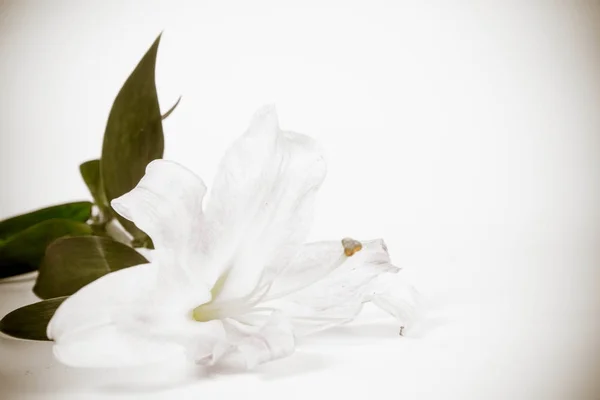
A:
[[203, 105, 327, 301], [48, 263, 212, 367], [264, 239, 411, 336], [203, 313, 295, 370], [264, 241, 348, 299], [111, 160, 210, 289], [366, 272, 419, 329], [52, 324, 185, 368]]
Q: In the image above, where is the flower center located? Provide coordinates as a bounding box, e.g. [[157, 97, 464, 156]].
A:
[[191, 271, 266, 322]]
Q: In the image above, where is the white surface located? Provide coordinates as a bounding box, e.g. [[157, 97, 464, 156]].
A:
[[1, 1, 600, 399]]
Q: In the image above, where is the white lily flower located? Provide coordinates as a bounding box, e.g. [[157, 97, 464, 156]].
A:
[[47, 105, 416, 369]]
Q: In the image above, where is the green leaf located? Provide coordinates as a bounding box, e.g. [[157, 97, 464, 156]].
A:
[[0, 297, 67, 340], [34, 236, 148, 299], [0, 219, 92, 278], [101, 33, 165, 243], [0, 202, 92, 242], [80, 160, 111, 221]]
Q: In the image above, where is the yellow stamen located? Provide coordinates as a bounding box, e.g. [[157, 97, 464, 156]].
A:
[[210, 272, 229, 300], [342, 237, 362, 257], [192, 304, 220, 322]]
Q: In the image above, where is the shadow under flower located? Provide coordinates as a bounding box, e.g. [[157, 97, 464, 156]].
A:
[[100, 350, 329, 393], [205, 350, 330, 381]]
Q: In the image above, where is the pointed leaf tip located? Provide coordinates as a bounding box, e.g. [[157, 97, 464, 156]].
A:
[[0, 297, 67, 341], [161, 96, 181, 120]]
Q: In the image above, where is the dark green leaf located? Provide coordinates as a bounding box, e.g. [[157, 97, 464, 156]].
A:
[[80, 160, 111, 221], [161, 96, 181, 120], [101, 33, 164, 243], [0, 297, 67, 340], [0, 219, 92, 278], [34, 236, 147, 299], [0, 202, 92, 242]]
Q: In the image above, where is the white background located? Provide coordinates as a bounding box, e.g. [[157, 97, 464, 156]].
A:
[[1, 1, 600, 399]]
